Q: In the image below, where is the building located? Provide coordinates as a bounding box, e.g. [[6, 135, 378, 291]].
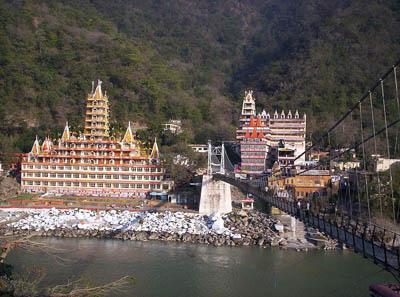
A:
[[21, 80, 170, 198], [268, 169, 331, 200], [375, 157, 400, 172], [236, 90, 306, 174], [330, 160, 361, 172], [188, 144, 208, 153], [0, 162, 3, 176], [163, 120, 182, 134], [239, 116, 268, 175]]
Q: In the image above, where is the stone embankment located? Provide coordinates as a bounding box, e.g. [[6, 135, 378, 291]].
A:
[[0, 208, 336, 249]]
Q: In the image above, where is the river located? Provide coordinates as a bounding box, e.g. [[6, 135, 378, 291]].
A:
[[6, 238, 395, 297]]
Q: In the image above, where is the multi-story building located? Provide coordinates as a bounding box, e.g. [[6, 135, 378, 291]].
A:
[[236, 90, 307, 174], [163, 119, 183, 134], [268, 169, 331, 200], [21, 80, 170, 198], [240, 116, 268, 175]]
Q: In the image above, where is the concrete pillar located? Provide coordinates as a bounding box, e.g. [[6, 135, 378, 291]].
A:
[[199, 175, 232, 215]]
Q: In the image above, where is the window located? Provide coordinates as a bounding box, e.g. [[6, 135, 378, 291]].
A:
[[89, 183, 95, 187], [89, 174, 96, 179], [73, 174, 79, 178], [73, 182, 79, 187], [81, 174, 88, 178], [113, 175, 119, 179]]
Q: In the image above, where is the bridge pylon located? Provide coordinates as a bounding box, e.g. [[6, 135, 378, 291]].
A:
[[199, 140, 232, 215]]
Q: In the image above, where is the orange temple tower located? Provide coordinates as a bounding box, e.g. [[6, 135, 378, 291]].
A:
[[20, 80, 171, 198]]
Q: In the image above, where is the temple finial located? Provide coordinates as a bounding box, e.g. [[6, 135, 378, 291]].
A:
[[61, 121, 70, 141], [150, 137, 160, 160], [122, 121, 135, 143], [93, 79, 103, 98], [31, 136, 41, 155]]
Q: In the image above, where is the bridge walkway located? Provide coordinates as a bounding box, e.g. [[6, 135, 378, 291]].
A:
[[214, 174, 400, 275]]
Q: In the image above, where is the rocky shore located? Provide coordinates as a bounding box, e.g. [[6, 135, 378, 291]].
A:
[[0, 208, 336, 249]]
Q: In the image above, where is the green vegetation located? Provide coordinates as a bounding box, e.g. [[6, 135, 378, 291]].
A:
[[0, 0, 400, 154]]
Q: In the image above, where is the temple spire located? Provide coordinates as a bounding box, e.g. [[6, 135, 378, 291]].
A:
[[84, 79, 110, 140], [41, 137, 52, 152], [122, 121, 135, 143], [150, 137, 160, 160], [61, 122, 70, 141], [31, 136, 41, 155], [93, 79, 103, 98]]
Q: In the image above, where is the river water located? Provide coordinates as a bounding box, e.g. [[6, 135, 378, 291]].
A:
[[6, 238, 395, 297]]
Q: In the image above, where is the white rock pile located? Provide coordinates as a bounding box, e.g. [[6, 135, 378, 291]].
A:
[[1, 208, 237, 238]]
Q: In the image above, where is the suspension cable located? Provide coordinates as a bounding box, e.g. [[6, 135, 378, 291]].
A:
[[394, 66, 400, 155], [359, 101, 371, 222], [369, 91, 383, 218], [355, 167, 362, 216], [282, 58, 400, 168], [381, 80, 396, 223]]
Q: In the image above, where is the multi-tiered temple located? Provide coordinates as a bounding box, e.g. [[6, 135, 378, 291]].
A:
[[21, 80, 168, 198], [236, 90, 306, 175]]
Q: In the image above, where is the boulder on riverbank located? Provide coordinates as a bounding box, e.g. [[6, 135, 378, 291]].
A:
[[0, 208, 325, 249]]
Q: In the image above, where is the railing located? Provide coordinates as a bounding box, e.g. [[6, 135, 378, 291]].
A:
[[214, 173, 400, 274]]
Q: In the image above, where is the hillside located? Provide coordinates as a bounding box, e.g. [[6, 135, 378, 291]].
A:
[[0, 0, 399, 154]]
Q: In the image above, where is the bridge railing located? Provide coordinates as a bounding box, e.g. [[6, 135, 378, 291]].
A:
[[214, 173, 400, 274]]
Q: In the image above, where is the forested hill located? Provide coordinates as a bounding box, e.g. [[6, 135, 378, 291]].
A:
[[0, 0, 399, 153]]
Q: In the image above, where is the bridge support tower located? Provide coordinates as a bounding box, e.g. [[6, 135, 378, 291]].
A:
[[199, 141, 232, 215]]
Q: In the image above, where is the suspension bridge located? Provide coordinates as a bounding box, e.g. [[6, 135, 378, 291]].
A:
[[203, 58, 400, 276]]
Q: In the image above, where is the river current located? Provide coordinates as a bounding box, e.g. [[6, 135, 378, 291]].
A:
[[6, 238, 395, 297]]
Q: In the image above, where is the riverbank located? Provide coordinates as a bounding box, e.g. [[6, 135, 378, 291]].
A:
[[0, 208, 333, 249]]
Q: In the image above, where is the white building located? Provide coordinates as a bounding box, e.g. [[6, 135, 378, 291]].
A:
[[163, 120, 182, 134], [375, 158, 400, 172], [188, 144, 208, 153]]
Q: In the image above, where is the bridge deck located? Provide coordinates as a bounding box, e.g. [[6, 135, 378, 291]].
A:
[[215, 174, 400, 274]]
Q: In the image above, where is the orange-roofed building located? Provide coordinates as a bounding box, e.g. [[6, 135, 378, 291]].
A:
[[240, 115, 268, 175]]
